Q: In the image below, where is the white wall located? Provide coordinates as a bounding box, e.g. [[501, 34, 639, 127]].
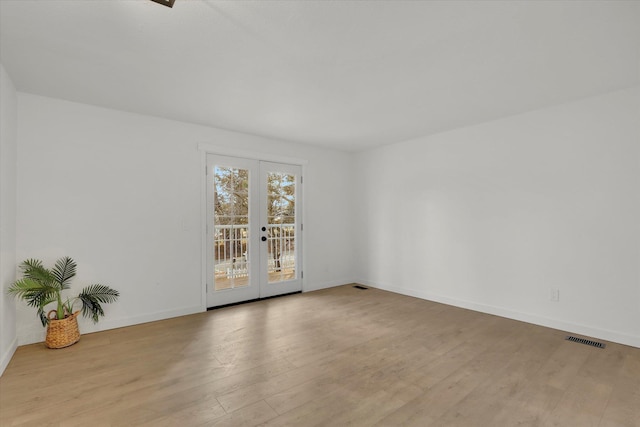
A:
[[16, 93, 355, 345], [0, 64, 18, 374], [354, 86, 640, 348], [11, 80, 638, 354]]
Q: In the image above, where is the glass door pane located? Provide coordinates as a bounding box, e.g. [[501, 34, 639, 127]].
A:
[[266, 171, 297, 284], [213, 166, 250, 290]]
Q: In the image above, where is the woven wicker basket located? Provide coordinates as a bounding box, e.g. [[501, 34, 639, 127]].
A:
[[45, 310, 80, 349]]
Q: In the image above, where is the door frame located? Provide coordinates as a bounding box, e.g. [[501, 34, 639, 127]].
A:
[[198, 143, 308, 311]]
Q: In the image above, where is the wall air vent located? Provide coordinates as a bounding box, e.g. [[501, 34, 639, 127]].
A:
[[353, 285, 368, 290], [565, 335, 606, 349], [150, 0, 175, 8]]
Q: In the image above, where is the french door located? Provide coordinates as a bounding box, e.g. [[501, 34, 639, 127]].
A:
[[206, 154, 302, 308]]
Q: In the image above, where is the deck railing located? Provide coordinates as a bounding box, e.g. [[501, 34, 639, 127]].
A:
[[214, 224, 296, 278]]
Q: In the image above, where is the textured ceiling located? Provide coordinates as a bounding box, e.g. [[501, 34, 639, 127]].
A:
[[1, 0, 638, 151]]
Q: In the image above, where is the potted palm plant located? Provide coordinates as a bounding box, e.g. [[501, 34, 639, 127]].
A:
[[7, 257, 119, 348]]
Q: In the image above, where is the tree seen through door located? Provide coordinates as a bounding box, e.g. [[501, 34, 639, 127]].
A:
[[266, 172, 296, 283]]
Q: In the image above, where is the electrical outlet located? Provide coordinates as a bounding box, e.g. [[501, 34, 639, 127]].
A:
[[550, 288, 560, 302]]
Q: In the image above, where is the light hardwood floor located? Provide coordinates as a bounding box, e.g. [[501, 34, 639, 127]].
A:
[[1, 285, 638, 426]]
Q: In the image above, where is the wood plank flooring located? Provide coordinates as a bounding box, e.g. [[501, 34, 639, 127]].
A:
[[1, 284, 638, 426]]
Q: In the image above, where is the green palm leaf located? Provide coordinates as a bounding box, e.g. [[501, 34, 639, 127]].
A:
[[20, 259, 56, 287], [8, 278, 59, 326], [78, 284, 120, 323], [51, 257, 76, 290], [37, 295, 59, 326], [8, 278, 58, 307]]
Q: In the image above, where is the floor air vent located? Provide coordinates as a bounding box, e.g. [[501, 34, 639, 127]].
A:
[[353, 285, 368, 290], [565, 335, 606, 349]]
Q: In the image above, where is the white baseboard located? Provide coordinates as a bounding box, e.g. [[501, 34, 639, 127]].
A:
[[17, 330, 45, 346], [97, 305, 204, 331], [304, 278, 355, 293], [17, 305, 205, 346], [358, 279, 640, 349], [0, 336, 18, 377]]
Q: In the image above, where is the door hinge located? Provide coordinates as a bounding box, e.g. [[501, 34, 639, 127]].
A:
[[300, 176, 303, 184], [301, 223, 303, 231], [301, 271, 304, 279], [205, 165, 208, 175]]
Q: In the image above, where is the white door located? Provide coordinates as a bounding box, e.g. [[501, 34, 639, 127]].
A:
[[206, 155, 302, 308]]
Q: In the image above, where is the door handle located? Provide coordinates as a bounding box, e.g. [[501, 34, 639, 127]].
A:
[[261, 236, 267, 242]]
